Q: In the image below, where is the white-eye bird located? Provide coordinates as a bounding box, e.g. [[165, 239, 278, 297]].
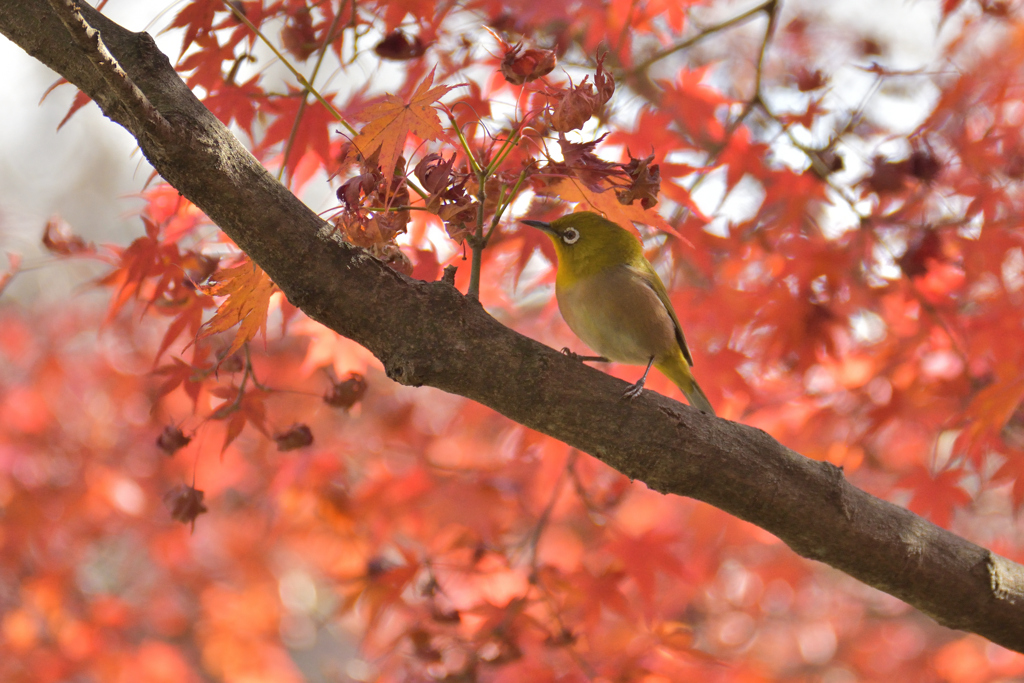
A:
[[524, 211, 715, 414]]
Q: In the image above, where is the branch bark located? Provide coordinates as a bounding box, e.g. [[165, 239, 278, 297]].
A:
[[2, 0, 1023, 652]]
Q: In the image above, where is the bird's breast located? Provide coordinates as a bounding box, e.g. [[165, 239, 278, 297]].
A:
[[556, 265, 678, 365]]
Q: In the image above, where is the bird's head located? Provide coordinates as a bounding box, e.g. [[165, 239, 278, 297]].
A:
[[522, 211, 643, 278]]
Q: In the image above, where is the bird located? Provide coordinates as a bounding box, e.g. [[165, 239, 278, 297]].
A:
[[523, 211, 715, 414]]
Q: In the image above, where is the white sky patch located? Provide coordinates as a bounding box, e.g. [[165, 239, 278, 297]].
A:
[[110, 477, 145, 516], [1002, 247, 1024, 293], [850, 309, 886, 345], [723, 174, 766, 222], [279, 569, 319, 614], [688, 166, 728, 220], [818, 190, 862, 240]]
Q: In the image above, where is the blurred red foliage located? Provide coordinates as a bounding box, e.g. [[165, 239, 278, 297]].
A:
[[3, 0, 1024, 680]]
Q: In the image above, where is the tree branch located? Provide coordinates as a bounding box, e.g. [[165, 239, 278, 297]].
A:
[[1, 0, 1023, 652]]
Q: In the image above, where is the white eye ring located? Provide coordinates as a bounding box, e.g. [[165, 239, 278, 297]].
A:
[[561, 227, 580, 245]]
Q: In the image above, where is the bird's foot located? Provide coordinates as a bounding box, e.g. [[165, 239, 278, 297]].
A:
[[622, 377, 646, 400], [561, 348, 608, 363]]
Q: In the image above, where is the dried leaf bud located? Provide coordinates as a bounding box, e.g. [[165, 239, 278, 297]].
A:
[[219, 353, 244, 373], [410, 629, 442, 661], [1007, 153, 1024, 179], [414, 153, 457, 194], [796, 68, 827, 92], [808, 149, 844, 179], [163, 484, 208, 530], [366, 556, 392, 577], [157, 426, 192, 455], [42, 219, 91, 256], [858, 38, 883, 57], [281, 11, 317, 61], [982, 0, 1010, 16], [500, 43, 556, 85], [325, 372, 368, 409], [551, 77, 597, 132], [864, 155, 906, 195], [898, 230, 942, 279], [187, 254, 220, 286], [615, 153, 661, 209], [906, 149, 941, 183], [374, 30, 428, 60], [337, 171, 379, 210], [594, 52, 614, 105], [438, 199, 478, 243], [275, 424, 313, 451], [431, 606, 461, 623]]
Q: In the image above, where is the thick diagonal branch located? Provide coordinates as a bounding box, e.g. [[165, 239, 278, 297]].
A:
[[1, 0, 1022, 652]]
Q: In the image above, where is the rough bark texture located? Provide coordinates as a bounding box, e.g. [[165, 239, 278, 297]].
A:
[[2, 0, 1023, 652]]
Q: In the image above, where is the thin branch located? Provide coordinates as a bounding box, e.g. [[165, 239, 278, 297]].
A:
[[467, 171, 486, 300], [630, 0, 777, 75], [675, 0, 779, 200]]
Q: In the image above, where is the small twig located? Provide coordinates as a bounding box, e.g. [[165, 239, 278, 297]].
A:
[[467, 175, 487, 300], [630, 0, 777, 75], [484, 166, 533, 246], [276, 1, 348, 182], [47, 0, 173, 140], [441, 264, 457, 286], [683, 0, 779, 198], [525, 451, 578, 568], [244, 343, 271, 392]]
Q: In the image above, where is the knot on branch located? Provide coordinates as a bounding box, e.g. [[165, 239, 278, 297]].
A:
[[385, 356, 424, 387], [821, 461, 853, 521], [988, 553, 1024, 605]]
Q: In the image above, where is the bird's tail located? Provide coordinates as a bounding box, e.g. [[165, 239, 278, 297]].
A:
[[657, 357, 716, 416], [684, 378, 715, 416]]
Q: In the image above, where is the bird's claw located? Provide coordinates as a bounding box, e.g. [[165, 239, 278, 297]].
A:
[[622, 379, 646, 400], [560, 347, 580, 361]]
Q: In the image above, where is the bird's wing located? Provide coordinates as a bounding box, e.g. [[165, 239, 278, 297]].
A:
[[627, 262, 695, 368]]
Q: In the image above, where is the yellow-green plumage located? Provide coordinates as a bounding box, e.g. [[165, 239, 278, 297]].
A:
[[524, 211, 715, 414]]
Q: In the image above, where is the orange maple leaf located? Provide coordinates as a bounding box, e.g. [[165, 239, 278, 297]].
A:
[[198, 259, 275, 358], [349, 68, 457, 195]]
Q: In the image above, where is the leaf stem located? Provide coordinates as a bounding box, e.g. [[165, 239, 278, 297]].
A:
[[484, 165, 531, 246], [363, 204, 430, 213], [223, 0, 357, 135], [448, 111, 484, 176], [405, 176, 430, 201], [276, 2, 348, 181]]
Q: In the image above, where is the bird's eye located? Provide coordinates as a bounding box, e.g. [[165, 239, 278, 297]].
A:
[[561, 227, 580, 245]]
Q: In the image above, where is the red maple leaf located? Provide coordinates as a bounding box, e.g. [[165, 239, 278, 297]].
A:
[[348, 69, 457, 195], [897, 466, 972, 528]]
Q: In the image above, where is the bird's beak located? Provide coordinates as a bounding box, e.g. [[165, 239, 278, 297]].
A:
[[522, 219, 553, 234]]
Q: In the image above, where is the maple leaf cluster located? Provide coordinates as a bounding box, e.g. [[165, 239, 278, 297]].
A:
[[5, 0, 1024, 681]]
